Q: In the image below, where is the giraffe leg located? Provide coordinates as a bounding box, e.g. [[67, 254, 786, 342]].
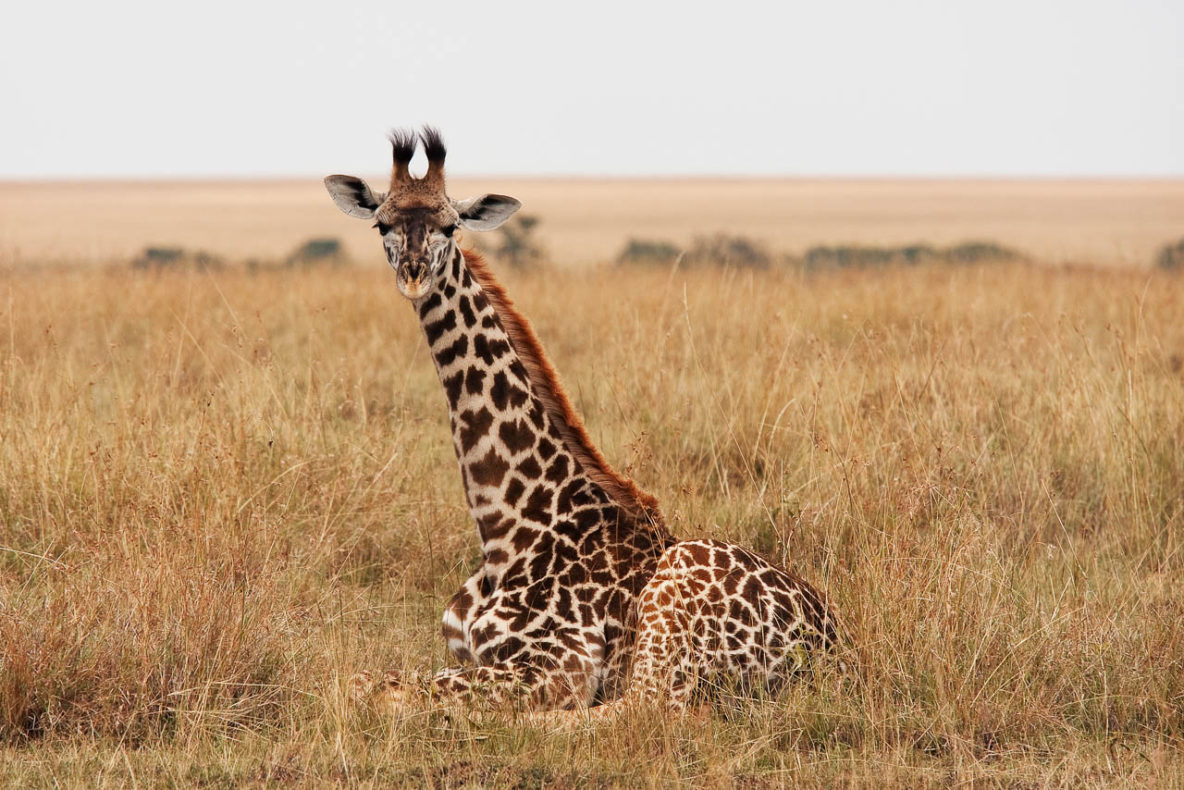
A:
[[353, 661, 597, 716], [440, 569, 491, 664], [525, 608, 700, 730]]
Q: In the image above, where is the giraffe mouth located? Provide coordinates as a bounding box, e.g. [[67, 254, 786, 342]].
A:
[[395, 266, 432, 299], [393, 258, 433, 300], [396, 273, 430, 299]]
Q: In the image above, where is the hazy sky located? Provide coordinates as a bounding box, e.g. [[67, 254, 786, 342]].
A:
[[1, 0, 1180, 178]]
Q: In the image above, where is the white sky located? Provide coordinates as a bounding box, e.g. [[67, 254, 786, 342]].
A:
[[1, 0, 1180, 178]]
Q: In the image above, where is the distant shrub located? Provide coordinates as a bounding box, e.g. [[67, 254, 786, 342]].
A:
[[1155, 238, 1184, 271], [617, 234, 771, 269], [483, 214, 545, 269], [803, 240, 1024, 270], [131, 246, 222, 271], [617, 239, 682, 265], [946, 240, 1026, 265], [287, 237, 346, 268], [804, 244, 935, 269], [140, 247, 184, 266], [683, 234, 772, 269]]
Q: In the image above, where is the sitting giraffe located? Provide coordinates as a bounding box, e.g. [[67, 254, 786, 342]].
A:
[[324, 128, 841, 715]]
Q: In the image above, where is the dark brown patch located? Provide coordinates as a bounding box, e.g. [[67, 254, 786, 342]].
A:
[[489, 370, 511, 411], [434, 334, 468, 368], [575, 508, 601, 531], [487, 338, 512, 362], [511, 525, 540, 553], [529, 550, 552, 582], [687, 542, 711, 566], [741, 575, 763, 605], [491, 636, 526, 661], [554, 517, 583, 543], [423, 310, 457, 345], [555, 587, 574, 619], [518, 456, 542, 479], [722, 569, 743, 596], [556, 479, 582, 515], [418, 291, 442, 318], [442, 371, 464, 406], [521, 485, 553, 523], [505, 477, 526, 507], [498, 418, 535, 455], [458, 295, 477, 328], [468, 447, 509, 487], [458, 407, 494, 452], [545, 455, 569, 483], [464, 367, 486, 395], [478, 512, 514, 541]]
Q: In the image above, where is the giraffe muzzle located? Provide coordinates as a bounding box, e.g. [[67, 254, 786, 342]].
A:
[[395, 258, 432, 300]]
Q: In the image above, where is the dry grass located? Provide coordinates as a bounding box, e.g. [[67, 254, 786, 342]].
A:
[[4, 178, 1184, 267], [1, 251, 1182, 786]]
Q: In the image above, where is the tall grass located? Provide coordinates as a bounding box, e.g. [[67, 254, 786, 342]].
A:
[[1, 261, 1182, 786]]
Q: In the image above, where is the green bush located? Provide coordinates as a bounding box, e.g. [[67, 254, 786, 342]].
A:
[[803, 240, 1024, 270], [617, 235, 772, 269], [804, 244, 936, 269], [684, 234, 772, 269], [1155, 238, 1184, 271], [617, 239, 682, 265], [483, 215, 545, 269], [131, 247, 222, 271], [287, 238, 346, 268]]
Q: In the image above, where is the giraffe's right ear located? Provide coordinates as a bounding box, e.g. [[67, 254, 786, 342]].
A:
[[323, 175, 383, 219]]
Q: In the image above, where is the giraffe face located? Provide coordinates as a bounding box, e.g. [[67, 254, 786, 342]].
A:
[[372, 202, 461, 299], [324, 176, 522, 301]]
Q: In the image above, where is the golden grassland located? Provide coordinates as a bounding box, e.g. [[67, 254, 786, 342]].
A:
[[1, 251, 1182, 786], [4, 178, 1184, 266]]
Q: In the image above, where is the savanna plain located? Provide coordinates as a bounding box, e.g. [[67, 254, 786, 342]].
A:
[[1, 180, 1183, 787]]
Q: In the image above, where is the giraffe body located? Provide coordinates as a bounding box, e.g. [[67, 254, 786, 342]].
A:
[[326, 128, 840, 713], [626, 539, 838, 706]]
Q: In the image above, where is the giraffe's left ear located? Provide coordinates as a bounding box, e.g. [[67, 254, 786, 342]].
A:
[[452, 194, 521, 231], [324, 175, 384, 219]]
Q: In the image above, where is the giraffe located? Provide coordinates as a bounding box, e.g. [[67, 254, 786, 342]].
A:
[[324, 128, 842, 715]]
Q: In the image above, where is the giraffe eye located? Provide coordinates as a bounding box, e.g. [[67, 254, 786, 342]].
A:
[[442, 225, 456, 238], [373, 221, 393, 235]]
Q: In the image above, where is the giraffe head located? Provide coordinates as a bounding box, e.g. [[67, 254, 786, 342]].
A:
[[323, 127, 521, 299]]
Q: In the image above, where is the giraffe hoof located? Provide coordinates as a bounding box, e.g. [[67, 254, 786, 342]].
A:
[[376, 669, 414, 704], [350, 668, 416, 709]]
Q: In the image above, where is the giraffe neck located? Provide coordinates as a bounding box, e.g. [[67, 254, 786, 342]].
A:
[[414, 248, 663, 576]]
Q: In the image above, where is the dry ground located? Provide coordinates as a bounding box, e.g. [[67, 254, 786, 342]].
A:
[[3, 178, 1184, 266], [1, 179, 1183, 786]]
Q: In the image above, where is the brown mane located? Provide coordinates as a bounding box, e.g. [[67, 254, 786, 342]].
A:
[[462, 248, 666, 528]]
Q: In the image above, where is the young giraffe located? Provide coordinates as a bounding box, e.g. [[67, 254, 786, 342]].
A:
[[324, 128, 841, 714]]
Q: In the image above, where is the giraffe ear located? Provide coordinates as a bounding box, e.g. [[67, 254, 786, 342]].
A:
[[323, 175, 384, 220], [452, 194, 521, 231]]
